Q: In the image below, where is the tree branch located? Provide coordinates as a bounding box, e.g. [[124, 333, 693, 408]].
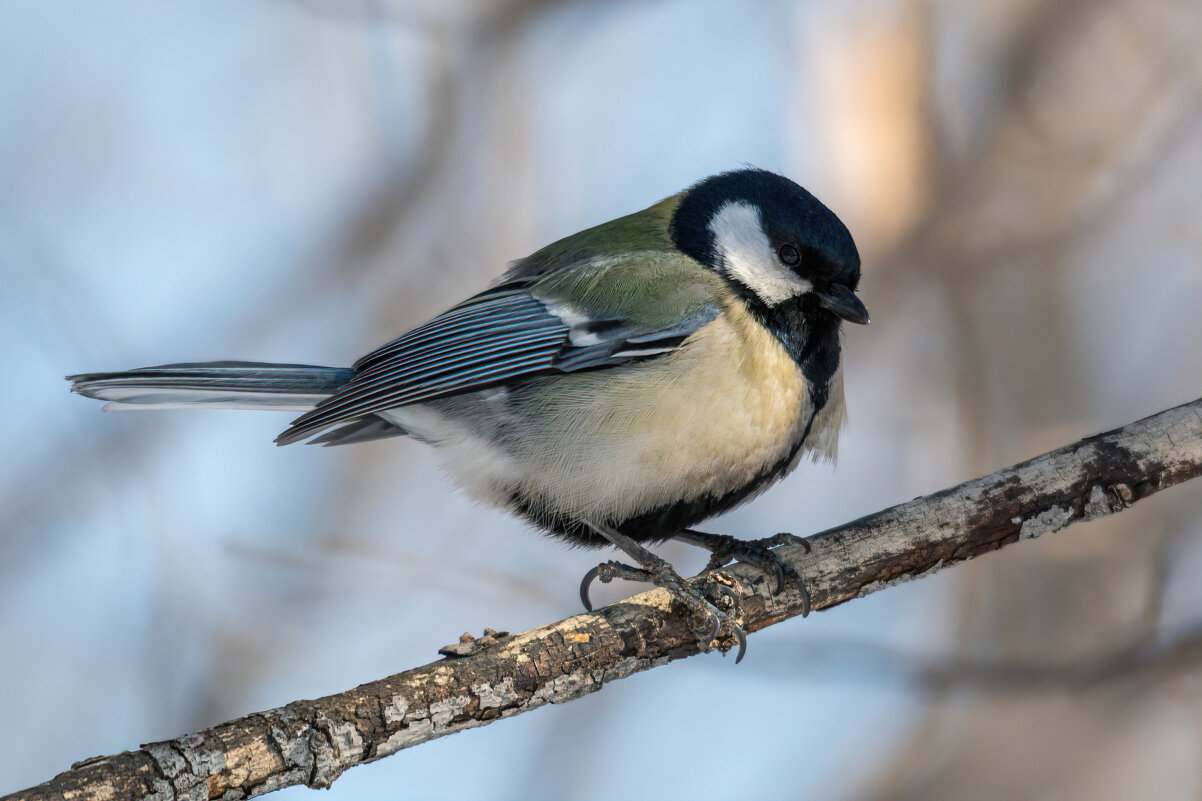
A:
[[8, 397, 1202, 801]]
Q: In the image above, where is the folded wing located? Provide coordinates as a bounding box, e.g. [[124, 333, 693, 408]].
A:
[[275, 254, 722, 445]]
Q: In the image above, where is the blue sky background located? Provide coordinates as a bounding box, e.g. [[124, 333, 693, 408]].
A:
[[3, 1, 1202, 799]]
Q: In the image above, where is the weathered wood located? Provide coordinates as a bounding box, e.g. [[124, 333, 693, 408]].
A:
[[7, 397, 1202, 801]]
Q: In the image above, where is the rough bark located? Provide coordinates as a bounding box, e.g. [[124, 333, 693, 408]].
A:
[[7, 397, 1202, 801]]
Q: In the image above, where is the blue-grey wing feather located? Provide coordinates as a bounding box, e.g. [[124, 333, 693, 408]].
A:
[[276, 286, 718, 445]]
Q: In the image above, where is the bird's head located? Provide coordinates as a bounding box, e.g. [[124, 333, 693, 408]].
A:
[[670, 168, 868, 325]]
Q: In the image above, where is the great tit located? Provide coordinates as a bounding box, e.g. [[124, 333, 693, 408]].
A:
[[69, 168, 867, 661]]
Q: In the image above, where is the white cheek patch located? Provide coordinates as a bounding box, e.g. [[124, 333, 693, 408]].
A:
[[709, 200, 810, 305]]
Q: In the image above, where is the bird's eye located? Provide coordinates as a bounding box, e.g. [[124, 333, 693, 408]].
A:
[[777, 243, 801, 267]]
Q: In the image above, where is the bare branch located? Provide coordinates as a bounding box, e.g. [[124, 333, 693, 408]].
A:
[[6, 397, 1202, 801]]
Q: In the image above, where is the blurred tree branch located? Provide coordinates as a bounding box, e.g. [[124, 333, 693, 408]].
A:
[[6, 396, 1202, 801]]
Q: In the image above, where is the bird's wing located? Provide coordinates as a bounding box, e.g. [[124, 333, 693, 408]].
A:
[[275, 251, 724, 445]]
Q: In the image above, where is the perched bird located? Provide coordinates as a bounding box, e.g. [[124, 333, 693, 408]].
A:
[[68, 168, 867, 661]]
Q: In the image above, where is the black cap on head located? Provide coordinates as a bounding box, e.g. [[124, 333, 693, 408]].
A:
[[670, 169, 861, 290]]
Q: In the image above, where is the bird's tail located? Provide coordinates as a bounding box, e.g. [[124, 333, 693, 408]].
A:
[[66, 361, 354, 412]]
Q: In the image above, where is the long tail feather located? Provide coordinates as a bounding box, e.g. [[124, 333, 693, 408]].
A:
[[67, 361, 354, 412]]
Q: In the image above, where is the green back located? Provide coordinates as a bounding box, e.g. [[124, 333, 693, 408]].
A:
[[506, 195, 729, 332]]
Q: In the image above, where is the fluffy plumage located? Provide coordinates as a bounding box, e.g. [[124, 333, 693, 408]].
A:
[[67, 168, 865, 547]]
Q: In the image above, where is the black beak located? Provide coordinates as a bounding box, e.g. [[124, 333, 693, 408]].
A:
[[816, 283, 870, 325]]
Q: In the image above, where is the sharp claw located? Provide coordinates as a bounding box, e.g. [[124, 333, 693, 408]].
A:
[[702, 610, 722, 644], [774, 562, 788, 594], [799, 579, 812, 617], [775, 532, 811, 554], [579, 566, 600, 612], [706, 585, 748, 663]]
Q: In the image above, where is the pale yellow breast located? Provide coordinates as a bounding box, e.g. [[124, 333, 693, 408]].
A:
[[513, 301, 812, 522]]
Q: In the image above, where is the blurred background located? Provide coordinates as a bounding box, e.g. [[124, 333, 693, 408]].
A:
[[3, 0, 1202, 798]]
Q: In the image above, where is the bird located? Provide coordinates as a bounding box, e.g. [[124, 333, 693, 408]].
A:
[[68, 168, 868, 662]]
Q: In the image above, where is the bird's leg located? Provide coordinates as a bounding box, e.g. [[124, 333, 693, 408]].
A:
[[581, 520, 747, 662], [675, 530, 813, 616]]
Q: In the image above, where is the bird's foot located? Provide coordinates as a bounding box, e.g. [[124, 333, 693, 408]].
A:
[[676, 530, 812, 616], [580, 523, 747, 663]]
